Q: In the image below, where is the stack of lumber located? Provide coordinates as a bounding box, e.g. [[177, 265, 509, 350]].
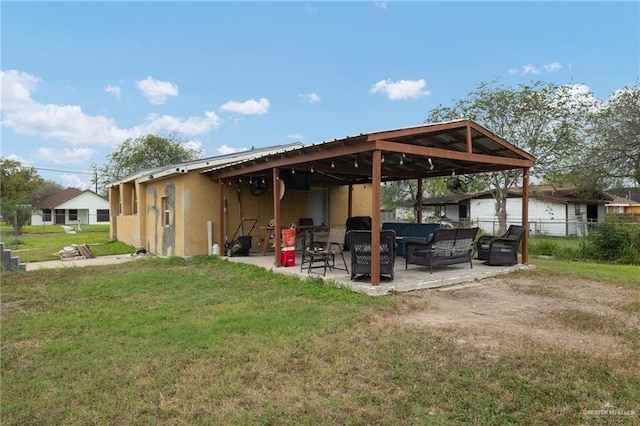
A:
[[59, 244, 95, 260]]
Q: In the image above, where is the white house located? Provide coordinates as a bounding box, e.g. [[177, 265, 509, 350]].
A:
[[420, 185, 612, 237], [31, 188, 110, 226]]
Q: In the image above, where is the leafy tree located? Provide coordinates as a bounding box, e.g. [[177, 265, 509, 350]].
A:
[[578, 83, 640, 187], [25, 180, 65, 205], [425, 80, 594, 232], [92, 133, 202, 194], [0, 157, 44, 234]]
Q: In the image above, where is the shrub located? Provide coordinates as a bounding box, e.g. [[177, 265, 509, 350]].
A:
[[588, 221, 640, 264]]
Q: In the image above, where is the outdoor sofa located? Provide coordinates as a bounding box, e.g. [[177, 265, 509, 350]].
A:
[[382, 222, 443, 257], [405, 227, 479, 273]]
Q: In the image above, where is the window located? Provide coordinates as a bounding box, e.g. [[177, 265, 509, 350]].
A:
[[43, 209, 52, 221], [133, 188, 138, 215], [69, 209, 78, 221], [162, 197, 170, 226], [97, 209, 110, 222]]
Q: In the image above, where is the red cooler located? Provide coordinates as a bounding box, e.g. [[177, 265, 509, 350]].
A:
[[281, 247, 296, 267]]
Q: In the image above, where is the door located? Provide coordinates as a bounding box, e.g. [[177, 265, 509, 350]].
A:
[[307, 188, 328, 226], [55, 209, 66, 224]]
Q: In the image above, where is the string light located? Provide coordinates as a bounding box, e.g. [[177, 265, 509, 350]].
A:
[[331, 161, 335, 168]]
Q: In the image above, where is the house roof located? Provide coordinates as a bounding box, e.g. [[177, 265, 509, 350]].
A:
[[35, 188, 82, 209], [203, 119, 536, 186], [606, 195, 640, 206], [421, 184, 614, 206], [606, 187, 640, 203], [109, 142, 304, 186]]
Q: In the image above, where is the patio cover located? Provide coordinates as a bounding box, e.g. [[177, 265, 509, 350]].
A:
[[204, 119, 536, 285]]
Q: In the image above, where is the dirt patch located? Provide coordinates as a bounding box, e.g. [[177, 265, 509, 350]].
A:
[[386, 275, 640, 360]]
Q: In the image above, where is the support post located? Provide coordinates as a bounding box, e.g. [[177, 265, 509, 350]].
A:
[[521, 168, 530, 264], [273, 168, 282, 267], [370, 150, 382, 285]]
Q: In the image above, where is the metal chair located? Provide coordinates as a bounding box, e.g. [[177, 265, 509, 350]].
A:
[[325, 225, 349, 274], [300, 228, 332, 276]]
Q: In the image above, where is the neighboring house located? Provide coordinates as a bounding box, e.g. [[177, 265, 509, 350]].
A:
[[605, 195, 640, 215], [31, 188, 110, 226], [421, 185, 613, 237]]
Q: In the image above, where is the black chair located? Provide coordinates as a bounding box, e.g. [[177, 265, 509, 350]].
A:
[[300, 228, 332, 276], [476, 225, 525, 266], [344, 216, 372, 250], [346, 230, 396, 281]]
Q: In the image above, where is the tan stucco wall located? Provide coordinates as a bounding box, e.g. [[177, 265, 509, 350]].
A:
[[328, 184, 374, 226], [110, 173, 376, 257]]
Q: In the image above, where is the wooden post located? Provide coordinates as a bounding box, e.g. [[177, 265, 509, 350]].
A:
[[417, 178, 423, 223], [521, 168, 530, 264], [273, 168, 282, 267], [371, 150, 382, 285], [218, 179, 225, 254]]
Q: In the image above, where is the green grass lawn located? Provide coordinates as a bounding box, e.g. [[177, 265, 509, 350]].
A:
[[1, 225, 135, 262], [2, 256, 638, 425]]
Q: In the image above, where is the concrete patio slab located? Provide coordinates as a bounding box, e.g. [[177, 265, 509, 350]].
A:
[[225, 250, 532, 296]]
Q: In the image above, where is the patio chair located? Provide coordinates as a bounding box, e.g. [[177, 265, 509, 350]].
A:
[[325, 225, 349, 274], [476, 225, 525, 266], [346, 229, 396, 281], [300, 228, 332, 276]]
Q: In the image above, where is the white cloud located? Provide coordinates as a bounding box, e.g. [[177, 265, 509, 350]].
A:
[[5, 154, 31, 165], [375, 1, 388, 9], [136, 76, 178, 105], [180, 139, 203, 154], [510, 63, 562, 76], [35, 147, 96, 165], [0, 70, 41, 109], [288, 133, 304, 140], [105, 85, 121, 100], [300, 93, 321, 103], [370, 79, 431, 100], [130, 111, 222, 135], [219, 98, 270, 115], [60, 173, 90, 190], [1, 70, 221, 148], [543, 62, 562, 73], [217, 144, 248, 155]]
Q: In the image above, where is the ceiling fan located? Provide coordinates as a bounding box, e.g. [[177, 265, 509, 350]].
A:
[[446, 176, 471, 194], [249, 178, 268, 196]]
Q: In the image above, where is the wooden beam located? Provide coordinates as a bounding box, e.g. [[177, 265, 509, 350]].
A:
[[213, 142, 375, 180], [374, 140, 535, 168]]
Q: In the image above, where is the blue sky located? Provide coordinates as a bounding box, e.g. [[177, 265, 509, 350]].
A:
[[2, 1, 638, 189]]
